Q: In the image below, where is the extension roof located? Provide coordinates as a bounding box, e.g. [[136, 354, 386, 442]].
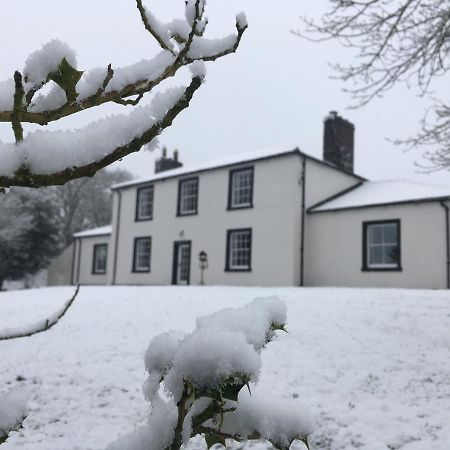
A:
[[309, 180, 450, 212], [73, 225, 112, 238]]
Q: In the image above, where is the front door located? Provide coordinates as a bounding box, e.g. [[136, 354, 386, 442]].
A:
[[172, 241, 191, 285]]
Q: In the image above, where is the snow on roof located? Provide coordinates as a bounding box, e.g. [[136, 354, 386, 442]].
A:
[[73, 225, 112, 238], [112, 146, 299, 190], [310, 180, 450, 212]]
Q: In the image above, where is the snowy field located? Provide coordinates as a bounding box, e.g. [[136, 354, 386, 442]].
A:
[[0, 286, 449, 450]]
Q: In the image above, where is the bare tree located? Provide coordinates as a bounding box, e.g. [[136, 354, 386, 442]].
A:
[[0, 0, 247, 188], [297, 0, 450, 167], [44, 168, 132, 247]]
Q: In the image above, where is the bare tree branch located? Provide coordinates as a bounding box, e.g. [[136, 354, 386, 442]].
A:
[[11, 72, 24, 143], [85, 64, 114, 104], [136, 0, 176, 55], [297, 0, 450, 167], [0, 284, 79, 341]]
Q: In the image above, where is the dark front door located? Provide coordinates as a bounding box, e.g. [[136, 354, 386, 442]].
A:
[[172, 241, 191, 285]]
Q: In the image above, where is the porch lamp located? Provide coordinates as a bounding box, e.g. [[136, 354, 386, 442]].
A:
[[198, 251, 208, 285]]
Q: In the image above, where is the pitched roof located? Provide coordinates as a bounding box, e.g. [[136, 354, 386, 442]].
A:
[[112, 146, 365, 190], [309, 180, 450, 212], [73, 225, 112, 238]]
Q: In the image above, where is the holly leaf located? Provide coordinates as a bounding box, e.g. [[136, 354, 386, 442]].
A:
[[221, 381, 245, 402], [47, 58, 83, 103], [204, 433, 226, 449]]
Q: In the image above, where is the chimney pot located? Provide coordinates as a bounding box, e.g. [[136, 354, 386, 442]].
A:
[[155, 147, 183, 173]]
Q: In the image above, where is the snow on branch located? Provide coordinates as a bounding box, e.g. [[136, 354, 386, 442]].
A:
[[0, 1, 248, 188], [0, 285, 79, 341], [106, 297, 312, 450]]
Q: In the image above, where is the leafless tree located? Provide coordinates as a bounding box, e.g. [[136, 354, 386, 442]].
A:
[[297, 0, 450, 168]]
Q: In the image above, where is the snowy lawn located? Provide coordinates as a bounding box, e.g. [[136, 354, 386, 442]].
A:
[[0, 286, 449, 450]]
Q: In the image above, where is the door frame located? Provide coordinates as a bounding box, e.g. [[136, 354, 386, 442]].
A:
[[172, 240, 192, 285]]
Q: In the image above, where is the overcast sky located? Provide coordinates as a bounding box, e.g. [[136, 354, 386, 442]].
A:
[[1, 1, 450, 187]]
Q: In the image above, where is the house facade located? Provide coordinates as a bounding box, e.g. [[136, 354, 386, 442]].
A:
[[66, 112, 450, 289]]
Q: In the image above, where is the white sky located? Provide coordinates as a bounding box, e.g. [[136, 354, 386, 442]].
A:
[[1, 1, 449, 187]]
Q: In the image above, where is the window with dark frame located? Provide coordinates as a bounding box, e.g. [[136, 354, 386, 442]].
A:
[[228, 167, 254, 209], [363, 220, 401, 271], [133, 237, 152, 272], [226, 228, 252, 271], [92, 244, 107, 274], [177, 178, 198, 216], [136, 186, 154, 221]]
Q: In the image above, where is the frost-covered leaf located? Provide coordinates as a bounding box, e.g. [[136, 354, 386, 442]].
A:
[[205, 433, 226, 449], [47, 58, 84, 103]]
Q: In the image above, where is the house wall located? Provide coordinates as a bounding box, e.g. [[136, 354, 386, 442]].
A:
[[110, 154, 305, 286], [73, 235, 111, 285], [47, 243, 74, 286], [304, 158, 362, 207], [305, 202, 449, 289]]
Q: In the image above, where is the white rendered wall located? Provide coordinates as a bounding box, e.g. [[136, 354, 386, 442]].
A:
[[111, 154, 304, 286], [304, 159, 362, 208], [305, 202, 449, 289], [73, 235, 111, 285]]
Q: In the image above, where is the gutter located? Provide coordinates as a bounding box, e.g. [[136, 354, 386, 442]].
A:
[[440, 200, 450, 289], [70, 239, 76, 286], [300, 156, 306, 286], [76, 238, 82, 285], [112, 190, 122, 285]]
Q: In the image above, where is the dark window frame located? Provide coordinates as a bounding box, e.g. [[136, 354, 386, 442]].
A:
[[135, 185, 154, 222], [362, 219, 402, 272], [225, 228, 252, 272], [177, 177, 199, 217], [92, 243, 108, 275], [132, 236, 152, 273], [227, 167, 254, 211]]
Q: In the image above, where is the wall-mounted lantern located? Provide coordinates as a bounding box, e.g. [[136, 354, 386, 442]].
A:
[[199, 250, 208, 285]]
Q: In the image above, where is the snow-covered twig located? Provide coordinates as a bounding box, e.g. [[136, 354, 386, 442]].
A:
[[0, 1, 248, 188], [0, 284, 79, 341]]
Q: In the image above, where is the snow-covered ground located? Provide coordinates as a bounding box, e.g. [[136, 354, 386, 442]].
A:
[[0, 286, 449, 450]]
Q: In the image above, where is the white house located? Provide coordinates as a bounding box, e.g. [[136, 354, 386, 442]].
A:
[[65, 112, 450, 289]]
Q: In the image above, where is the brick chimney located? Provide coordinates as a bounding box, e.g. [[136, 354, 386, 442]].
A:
[[323, 111, 355, 173], [155, 147, 183, 173]]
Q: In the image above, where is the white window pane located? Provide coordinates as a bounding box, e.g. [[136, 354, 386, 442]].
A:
[[366, 222, 399, 268], [94, 245, 107, 273], [135, 238, 151, 270], [231, 169, 253, 207], [368, 225, 383, 244], [384, 224, 398, 244], [369, 246, 383, 265], [229, 230, 251, 269], [179, 179, 198, 214], [138, 187, 153, 219], [385, 244, 399, 264]]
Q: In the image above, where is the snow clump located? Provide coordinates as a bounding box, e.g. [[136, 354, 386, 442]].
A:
[[108, 296, 311, 450], [23, 40, 77, 89], [0, 388, 31, 440]]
